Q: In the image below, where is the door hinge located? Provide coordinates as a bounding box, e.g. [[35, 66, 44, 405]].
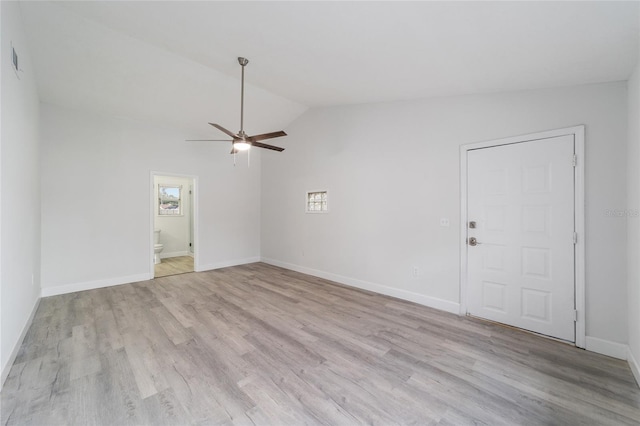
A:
[[572, 154, 577, 167], [573, 309, 578, 322], [573, 232, 578, 244]]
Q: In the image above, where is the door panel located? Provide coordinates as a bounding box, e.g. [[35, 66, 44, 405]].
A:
[[467, 135, 575, 342]]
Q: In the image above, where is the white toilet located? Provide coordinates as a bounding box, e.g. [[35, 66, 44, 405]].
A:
[[154, 229, 164, 264]]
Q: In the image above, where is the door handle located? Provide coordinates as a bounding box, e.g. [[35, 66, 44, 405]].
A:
[[468, 237, 481, 246]]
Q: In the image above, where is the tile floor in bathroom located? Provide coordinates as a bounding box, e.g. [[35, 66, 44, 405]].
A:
[[154, 255, 194, 278]]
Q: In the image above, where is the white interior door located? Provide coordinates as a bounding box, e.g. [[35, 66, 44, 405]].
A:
[[467, 135, 575, 342]]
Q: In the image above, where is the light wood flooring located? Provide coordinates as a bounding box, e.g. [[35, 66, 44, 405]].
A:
[[154, 255, 194, 278], [2, 263, 639, 425]]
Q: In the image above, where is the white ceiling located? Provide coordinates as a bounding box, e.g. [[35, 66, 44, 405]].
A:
[[18, 1, 639, 135]]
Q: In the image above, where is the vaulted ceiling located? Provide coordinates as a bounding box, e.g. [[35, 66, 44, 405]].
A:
[[19, 1, 639, 137]]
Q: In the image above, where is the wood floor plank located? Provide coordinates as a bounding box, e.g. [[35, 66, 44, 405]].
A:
[[94, 309, 124, 352], [122, 333, 169, 399], [150, 305, 193, 346], [161, 361, 230, 424], [175, 338, 255, 424], [2, 262, 639, 425], [155, 256, 194, 279]]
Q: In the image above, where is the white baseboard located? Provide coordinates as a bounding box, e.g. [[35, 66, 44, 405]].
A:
[[1, 297, 40, 390], [40, 256, 260, 297], [160, 250, 189, 259], [197, 256, 261, 272], [628, 347, 640, 388], [585, 336, 628, 360], [41, 273, 152, 297], [261, 257, 460, 314]]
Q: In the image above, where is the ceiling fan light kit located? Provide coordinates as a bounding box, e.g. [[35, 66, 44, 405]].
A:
[[187, 57, 287, 162], [233, 141, 251, 151]]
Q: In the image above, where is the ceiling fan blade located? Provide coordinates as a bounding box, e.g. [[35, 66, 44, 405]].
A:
[[209, 123, 237, 138], [251, 141, 285, 152], [247, 130, 287, 142], [185, 139, 233, 142]]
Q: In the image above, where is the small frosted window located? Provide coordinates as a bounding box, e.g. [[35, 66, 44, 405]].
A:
[[306, 191, 328, 213]]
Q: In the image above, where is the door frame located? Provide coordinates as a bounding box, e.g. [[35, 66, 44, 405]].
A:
[[150, 171, 199, 279], [459, 125, 585, 348]]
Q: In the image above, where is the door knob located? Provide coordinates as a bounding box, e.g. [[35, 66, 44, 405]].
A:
[[468, 237, 480, 246]]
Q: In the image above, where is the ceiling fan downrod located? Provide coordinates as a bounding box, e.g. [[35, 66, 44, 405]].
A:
[[187, 56, 287, 154], [238, 57, 249, 136]]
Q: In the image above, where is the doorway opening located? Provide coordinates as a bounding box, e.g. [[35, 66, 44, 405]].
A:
[[460, 126, 585, 348], [151, 172, 198, 278]]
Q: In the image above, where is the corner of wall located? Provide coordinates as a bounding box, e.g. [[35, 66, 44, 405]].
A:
[[626, 17, 640, 389], [198, 256, 262, 273], [629, 346, 640, 388], [0, 0, 42, 388], [584, 336, 629, 360], [0, 297, 40, 390]]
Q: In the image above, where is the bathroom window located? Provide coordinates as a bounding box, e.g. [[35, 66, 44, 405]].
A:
[[306, 190, 328, 213], [158, 185, 182, 216]]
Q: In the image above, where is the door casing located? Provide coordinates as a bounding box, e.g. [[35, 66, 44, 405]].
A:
[[459, 126, 585, 348]]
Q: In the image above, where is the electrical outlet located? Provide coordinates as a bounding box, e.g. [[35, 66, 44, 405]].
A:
[[440, 218, 450, 227], [412, 267, 419, 278]]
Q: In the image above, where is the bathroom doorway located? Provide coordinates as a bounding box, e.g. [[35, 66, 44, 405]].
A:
[[151, 173, 197, 278]]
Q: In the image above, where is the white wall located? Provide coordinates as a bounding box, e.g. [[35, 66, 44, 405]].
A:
[[627, 36, 640, 382], [1, 1, 41, 386], [262, 82, 628, 346], [18, 1, 307, 143], [40, 103, 261, 295], [154, 175, 192, 257]]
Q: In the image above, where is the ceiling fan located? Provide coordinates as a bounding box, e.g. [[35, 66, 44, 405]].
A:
[[187, 57, 287, 154]]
